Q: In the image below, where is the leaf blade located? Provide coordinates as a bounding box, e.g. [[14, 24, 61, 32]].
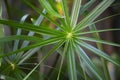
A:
[[78, 36, 120, 47], [0, 36, 64, 58], [70, 0, 81, 28], [0, 19, 62, 36], [78, 41, 120, 67], [39, 0, 63, 18], [23, 40, 64, 80], [74, 44, 102, 80], [67, 41, 77, 80]]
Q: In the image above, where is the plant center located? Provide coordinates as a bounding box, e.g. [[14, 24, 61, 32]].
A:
[[66, 32, 73, 39], [10, 63, 15, 70]]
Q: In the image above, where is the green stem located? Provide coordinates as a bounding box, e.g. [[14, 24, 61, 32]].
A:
[[57, 41, 69, 80], [101, 57, 111, 80], [89, 24, 111, 80], [81, 61, 87, 80]]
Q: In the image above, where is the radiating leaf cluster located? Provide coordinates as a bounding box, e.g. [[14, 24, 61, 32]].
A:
[[0, 0, 120, 80]]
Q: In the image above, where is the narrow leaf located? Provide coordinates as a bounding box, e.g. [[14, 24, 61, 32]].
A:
[[23, 0, 63, 30], [74, 44, 102, 80], [74, 0, 115, 31], [78, 36, 120, 47], [71, 0, 81, 28], [77, 28, 120, 35], [0, 35, 42, 43], [67, 41, 77, 80], [0, 19, 62, 36], [79, 0, 95, 15], [13, 14, 30, 51], [57, 40, 69, 80], [61, 0, 70, 26], [0, 36, 63, 58], [23, 40, 64, 80], [78, 41, 120, 67], [39, 0, 63, 18]]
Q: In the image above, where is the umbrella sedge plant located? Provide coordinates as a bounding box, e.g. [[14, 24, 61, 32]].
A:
[[0, 0, 120, 80]]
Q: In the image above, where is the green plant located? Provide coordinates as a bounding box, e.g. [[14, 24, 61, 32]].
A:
[[0, 0, 120, 80]]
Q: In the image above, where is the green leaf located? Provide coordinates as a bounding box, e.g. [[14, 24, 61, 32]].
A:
[[75, 13, 120, 33], [0, 19, 62, 36], [13, 14, 30, 51], [0, 35, 42, 44], [23, 0, 64, 30], [23, 40, 64, 80], [20, 13, 44, 48], [89, 23, 111, 80], [57, 40, 69, 80], [77, 28, 120, 35], [78, 41, 120, 67], [74, 44, 102, 80], [67, 41, 77, 80], [70, 0, 81, 28], [61, 0, 70, 26], [18, 47, 41, 64], [39, 0, 63, 18], [79, 0, 95, 15], [74, 0, 115, 31], [0, 36, 64, 58], [78, 36, 120, 47]]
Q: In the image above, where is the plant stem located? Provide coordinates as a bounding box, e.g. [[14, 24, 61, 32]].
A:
[[101, 57, 111, 80], [89, 24, 111, 80]]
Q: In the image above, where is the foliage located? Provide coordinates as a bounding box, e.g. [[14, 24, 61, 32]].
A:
[[0, 0, 120, 80]]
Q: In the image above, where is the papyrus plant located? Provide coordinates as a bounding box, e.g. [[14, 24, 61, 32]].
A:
[[0, 0, 120, 80]]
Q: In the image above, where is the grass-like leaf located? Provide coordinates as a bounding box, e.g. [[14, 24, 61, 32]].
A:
[[77, 28, 120, 35], [78, 36, 120, 47], [74, 0, 115, 31], [78, 40, 120, 67], [0, 19, 62, 36], [0, 36, 64, 58], [89, 24, 111, 80], [23, 0, 62, 29], [70, 0, 81, 28], [23, 40, 64, 80], [79, 0, 95, 15], [74, 44, 102, 80], [13, 14, 29, 51], [61, 0, 70, 26], [57, 40, 69, 80], [67, 40, 77, 80], [38, 0, 63, 18], [0, 35, 42, 43]]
